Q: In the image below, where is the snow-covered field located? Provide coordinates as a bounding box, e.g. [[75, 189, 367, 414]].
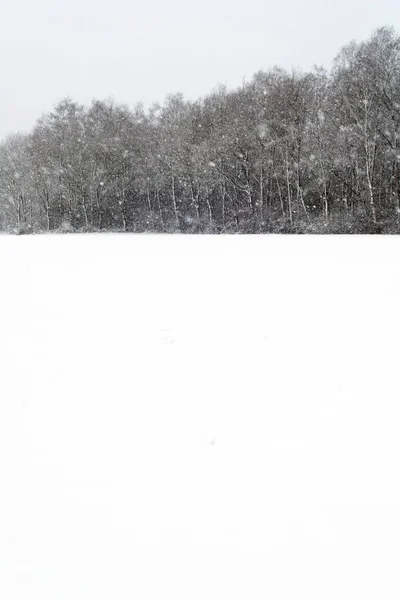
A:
[[0, 234, 399, 599]]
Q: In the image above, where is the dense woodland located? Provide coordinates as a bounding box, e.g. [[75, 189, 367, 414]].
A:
[[1, 27, 400, 234]]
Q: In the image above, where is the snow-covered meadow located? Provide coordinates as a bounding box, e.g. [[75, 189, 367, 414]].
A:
[[0, 234, 399, 599]]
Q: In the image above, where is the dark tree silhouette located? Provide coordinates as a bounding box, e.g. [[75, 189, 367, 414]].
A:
[[1, 27, 400, 234]]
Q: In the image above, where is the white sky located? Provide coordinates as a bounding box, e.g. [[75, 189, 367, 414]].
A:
[[0, 0, 399, 138]]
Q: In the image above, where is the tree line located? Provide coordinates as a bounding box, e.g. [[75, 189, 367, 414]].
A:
[[1, 26, 400, 234]]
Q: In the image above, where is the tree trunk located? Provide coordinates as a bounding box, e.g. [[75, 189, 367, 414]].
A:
[[190, 181, 201, 223], [155, 185, 164, 231], [275, 174, 285, 217], [205, 185, 213, 228], [171, 175, 179, 228], [221, 182, 226, 227], [45, 191, 50, 231], [259, 166, 264, 223], [365, 148, 376, 223], [146, 181, 154, 228], [285, 149, 293, 225]]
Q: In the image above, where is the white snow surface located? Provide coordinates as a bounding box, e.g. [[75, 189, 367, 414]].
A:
[[0, 234, 399, 599]]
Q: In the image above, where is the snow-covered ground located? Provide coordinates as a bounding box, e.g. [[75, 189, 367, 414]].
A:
[[0, 234, 399, 599]]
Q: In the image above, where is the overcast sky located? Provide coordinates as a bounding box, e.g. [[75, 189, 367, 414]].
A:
[[0, 0, 399, 138]]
